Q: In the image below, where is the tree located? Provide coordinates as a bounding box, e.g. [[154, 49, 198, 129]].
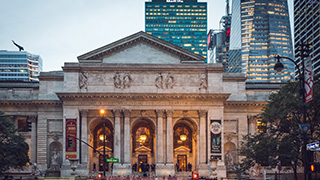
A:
[[0, 113, 29, 176], [239, 75, 320, 180]]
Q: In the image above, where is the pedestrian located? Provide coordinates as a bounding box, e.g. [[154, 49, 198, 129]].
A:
[[93, 162, 96, 171], [175, 162, 179, 172]]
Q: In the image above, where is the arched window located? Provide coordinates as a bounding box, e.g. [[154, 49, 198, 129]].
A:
[[93, 121, 113, 150], [132, 122, 154, 152]]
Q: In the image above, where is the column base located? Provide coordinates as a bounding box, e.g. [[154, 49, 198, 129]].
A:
[[197, 163, 211, 178], [156, 163, 175, 177], [113, 164, 132, 176]]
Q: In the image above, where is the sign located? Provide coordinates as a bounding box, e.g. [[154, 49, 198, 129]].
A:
[[66, 119, 77, 159], [307, 142, 319, 150], [300, 123, 311, 134], [210, 120, 221, 153], [304, 56, 314, 103], [106, 157, 119, 163]]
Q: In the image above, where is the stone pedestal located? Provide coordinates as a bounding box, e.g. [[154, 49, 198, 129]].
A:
[[156, 164, 175, 177], [113, 164, 132, 176], [198, 163, 210, 178], [45, 164, 61, 177]]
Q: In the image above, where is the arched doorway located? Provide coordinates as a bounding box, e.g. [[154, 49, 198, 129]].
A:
[[173, 119, 197, 172], [90, 119, 114, 172], [132, 119, 155, 173]]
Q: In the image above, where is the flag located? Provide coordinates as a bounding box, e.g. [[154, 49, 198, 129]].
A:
[[304, 56, 313, 103]]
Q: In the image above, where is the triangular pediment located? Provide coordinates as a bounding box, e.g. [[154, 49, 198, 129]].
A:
[[135, 145, 152, 152], [77, 31, 205, 64], [174, 145, 191, 152]]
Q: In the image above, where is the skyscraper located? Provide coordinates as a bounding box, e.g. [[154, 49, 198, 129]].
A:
[[0, 50, 43, 81], [145, 0, 207, 59], [229, 0, 295, 83], [294, 0, 320, 76]]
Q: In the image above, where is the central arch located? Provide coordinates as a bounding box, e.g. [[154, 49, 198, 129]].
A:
[[131, 118, 155, 173]]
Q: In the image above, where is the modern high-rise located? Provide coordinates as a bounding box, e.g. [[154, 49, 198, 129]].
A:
[[228, 0, 295, 83], [145, 0, 207, 59], [294, 0, 320, 76], [0, 50, 43, 81]]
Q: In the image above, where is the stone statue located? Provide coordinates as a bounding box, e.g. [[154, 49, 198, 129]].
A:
[[199, 73, 208, 89], [123, 71, 132, 88], [225, 151, 233, 166], [155, 72, 163, 89], [113, 71, 122, 88], [79, 71, 88, 90], [165, 72, 174, 89], [51, 149, 60, 165]]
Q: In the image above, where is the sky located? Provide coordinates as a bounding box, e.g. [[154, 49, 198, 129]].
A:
[[0, 0, 293, 72]]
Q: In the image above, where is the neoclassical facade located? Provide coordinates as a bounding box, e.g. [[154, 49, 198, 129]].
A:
[[0, 32, 278, 178]]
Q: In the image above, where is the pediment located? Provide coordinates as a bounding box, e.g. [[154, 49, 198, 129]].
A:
[[77, 31, 205, 64], [135, 145, 152, 152], [174, 145, 191, 152]]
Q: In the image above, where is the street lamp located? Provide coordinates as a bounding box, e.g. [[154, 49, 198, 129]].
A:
[[274, 43, 310, 180], [99, 109, 107, 177]]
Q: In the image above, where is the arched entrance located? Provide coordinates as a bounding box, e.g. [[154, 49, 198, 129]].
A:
[[89, 118, 114, 172], [173, 119, 197, 172], [131, 118, 155, 173]]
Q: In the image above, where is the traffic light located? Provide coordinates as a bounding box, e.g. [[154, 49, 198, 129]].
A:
[[192, 172, 198, 180], [27, 119, 32, 132], [67, 138, 73, 148], [98, 173, 102, 179], [309, 163, 320, 173], [311, 164, 315, 172]]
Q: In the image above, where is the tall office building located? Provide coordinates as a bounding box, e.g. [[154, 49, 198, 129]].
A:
[[294, 0, 320, 76], [145, 0, 207, 59], [207, 0, 231, 71], [0, 50, 43, 81], [228, 0, 295, 83]]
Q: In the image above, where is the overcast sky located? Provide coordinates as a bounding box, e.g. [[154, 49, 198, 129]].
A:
[[0, 0, 293, 72]]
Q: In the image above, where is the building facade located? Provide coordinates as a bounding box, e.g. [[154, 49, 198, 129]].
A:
[[0, 50, 43, 82], [145, 0, 207, 59], [294, 0, 320, 76], [0, 32, 276, 179], [228, 0, 295, 83]]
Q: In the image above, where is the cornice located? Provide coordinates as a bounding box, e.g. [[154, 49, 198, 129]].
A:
[[56, 93, 231, 101], [0, 100, 62, 106], [224, 101, 268, 106]]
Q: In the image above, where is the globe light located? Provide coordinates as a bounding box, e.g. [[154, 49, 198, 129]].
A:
[[180, 135, 187, 141]]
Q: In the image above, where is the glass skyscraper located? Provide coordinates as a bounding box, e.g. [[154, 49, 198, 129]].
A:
[[0, 50, 43, 81], [145, 0, 207, 59], [229, 0, 295, 83], [294, 0, 320, 76]]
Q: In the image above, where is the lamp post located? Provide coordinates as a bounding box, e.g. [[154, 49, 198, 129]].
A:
[[274, 43, 310, 180], [99, 109, 107, 177]]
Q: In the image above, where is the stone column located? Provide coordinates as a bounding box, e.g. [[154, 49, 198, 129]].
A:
[[198, 110, 207, 164], [29, 115, 37, 164], [80, 110, 88, 165], [123, 110, 131, 164], [166, 110, 173, 164], [113, 110, 121, 163], [156, 110, 164, 164]]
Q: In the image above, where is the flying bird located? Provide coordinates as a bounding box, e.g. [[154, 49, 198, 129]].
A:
[[12, 40, 24, 51]]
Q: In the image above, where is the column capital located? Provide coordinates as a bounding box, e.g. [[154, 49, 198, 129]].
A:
[[155, 110, 165, 117], [28, 115, 37, 122], [198, 110, 207, 118], [113, 109, 121, 117], [123, 109, 131, 116], [166, 110, 173, 117], [80, 109, 88, 116]]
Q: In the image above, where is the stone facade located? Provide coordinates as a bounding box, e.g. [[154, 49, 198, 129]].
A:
[[0, 32, 279, 179]]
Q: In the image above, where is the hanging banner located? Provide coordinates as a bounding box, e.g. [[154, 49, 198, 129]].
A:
[[304, 56, 313, 103], [66, 119, 77, 159], [210, 120, 222, 153]]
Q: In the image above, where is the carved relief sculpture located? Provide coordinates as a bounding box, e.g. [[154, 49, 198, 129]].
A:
[[79, 71, 88, 90], [199, 73, 208, 90], [165, 72, 174, 89], [155, 72, 163, 89], [123, 71, 132, 88], [113, 71, 122, 88]]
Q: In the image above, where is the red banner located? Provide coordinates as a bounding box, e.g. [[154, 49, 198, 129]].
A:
[[66, 119, 77, 159], [304, 56, 313, 103]]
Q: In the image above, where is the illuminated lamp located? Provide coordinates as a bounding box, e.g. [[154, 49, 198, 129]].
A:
[[99, 109, 106, 116], [180, 134, 187, 141], [140, 135, 147, 141]]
